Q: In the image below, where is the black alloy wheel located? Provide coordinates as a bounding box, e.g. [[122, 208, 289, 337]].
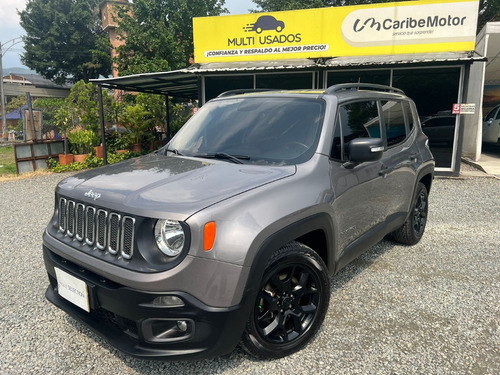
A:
[[240, 242, 330, 359], [413, 188, 428, 236], [392, 182, 429, 245]]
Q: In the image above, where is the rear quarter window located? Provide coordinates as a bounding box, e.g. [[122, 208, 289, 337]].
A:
[[403, 101, 415, 133], [381, 100, 407, 147]]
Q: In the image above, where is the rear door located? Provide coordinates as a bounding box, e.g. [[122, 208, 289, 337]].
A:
[[378, 99, 418, 217]]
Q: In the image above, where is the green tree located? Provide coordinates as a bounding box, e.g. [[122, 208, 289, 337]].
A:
[[251, 0, 495, 32], [5, 96, 27, 113], [136, 93, 166, 130], [55, 105, 74, 154], [34, 97, 67, 136], [66, 80, 114, 133], [115, 0, 227, 75], [34, 98, 66, 125], [251, 0, 405, 12], [478, 0, 500, 30], [120, 104, 153, 145], [19, 0, 112, 84], [122, 92, 192, 138]]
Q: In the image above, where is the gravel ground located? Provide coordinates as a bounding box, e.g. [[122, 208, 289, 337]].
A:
[[0, 172, 499, 374]]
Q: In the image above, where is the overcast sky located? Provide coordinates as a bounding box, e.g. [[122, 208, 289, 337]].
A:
[[0, 0, 255, 70]]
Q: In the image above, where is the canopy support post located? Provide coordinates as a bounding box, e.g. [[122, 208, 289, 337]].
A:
[[98, 85, 108, 165]]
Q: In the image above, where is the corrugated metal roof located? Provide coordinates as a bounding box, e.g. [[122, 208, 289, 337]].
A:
[[324, 52, 486, 67], [2, 73, 72, 89], [91, 53, 485, 98], [186, 59, 317, 72], [94, 71, 200, 98]]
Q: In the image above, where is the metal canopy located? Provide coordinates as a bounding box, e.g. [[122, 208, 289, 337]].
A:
[[90, 59, 319, 98], [91, 71, 200, 98], [90, 53, 484, 97]]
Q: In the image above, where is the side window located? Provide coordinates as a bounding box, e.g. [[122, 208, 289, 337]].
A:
[[495, 107, 500, 120], [381, 100, 407, 147], [332, 100, 381, 160], [403, 101, 415, 133]]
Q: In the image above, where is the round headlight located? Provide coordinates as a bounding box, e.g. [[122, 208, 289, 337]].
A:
[[154, 219, 185, 257]]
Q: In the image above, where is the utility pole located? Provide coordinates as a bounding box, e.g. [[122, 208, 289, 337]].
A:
[[1, 37, 23, 141], [0, 41, 6, 141]]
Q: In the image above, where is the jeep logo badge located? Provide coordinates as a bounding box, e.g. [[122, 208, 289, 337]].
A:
[[84, 189, 101, 201]]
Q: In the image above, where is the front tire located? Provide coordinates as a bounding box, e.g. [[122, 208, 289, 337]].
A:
[[240, 242, 330, 359], [392, 182, 429, 245]]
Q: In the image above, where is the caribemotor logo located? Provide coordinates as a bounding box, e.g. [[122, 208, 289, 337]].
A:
[[352, 14, 468, 33], [341, 1, 478, 47]]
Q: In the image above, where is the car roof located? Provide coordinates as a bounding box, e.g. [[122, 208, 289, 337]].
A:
[[216, 84, 408, 102]]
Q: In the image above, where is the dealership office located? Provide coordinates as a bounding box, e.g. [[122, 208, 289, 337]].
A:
[[94, 0, 485, 176]]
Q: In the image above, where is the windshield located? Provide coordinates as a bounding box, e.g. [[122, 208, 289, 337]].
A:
[[166, 97, 325, 165]]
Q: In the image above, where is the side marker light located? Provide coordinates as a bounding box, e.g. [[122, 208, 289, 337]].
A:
[[204, 221, 216, 251]]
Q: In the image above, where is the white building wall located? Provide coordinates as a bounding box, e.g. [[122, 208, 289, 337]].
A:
[[462, 31, 487, 161]]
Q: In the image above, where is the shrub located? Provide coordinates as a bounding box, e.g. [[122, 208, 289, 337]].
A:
[[48, 151, 134, 173], [67, 129, 100, 154]]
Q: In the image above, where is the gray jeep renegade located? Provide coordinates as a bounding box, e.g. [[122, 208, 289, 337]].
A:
[[43, 84, 434, 360]]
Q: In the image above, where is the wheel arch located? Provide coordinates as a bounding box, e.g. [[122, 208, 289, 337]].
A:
[[418, 169, 433, 194], [242, 213, 335, 302]]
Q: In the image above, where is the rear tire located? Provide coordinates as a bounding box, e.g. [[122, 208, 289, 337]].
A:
[[240, 241, 330, 359], [392, 182, 428, 245]]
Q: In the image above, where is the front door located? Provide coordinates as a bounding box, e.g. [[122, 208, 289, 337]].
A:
[[329, 100, 389, 254]]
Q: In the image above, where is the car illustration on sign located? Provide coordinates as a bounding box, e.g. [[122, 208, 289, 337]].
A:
[[244, 15, 285, 33]]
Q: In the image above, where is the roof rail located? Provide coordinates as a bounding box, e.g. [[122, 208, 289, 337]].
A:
[[324, 83, 405, 95], [217, 89, 278, 98]]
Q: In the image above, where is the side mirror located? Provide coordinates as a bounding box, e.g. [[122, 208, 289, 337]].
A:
[[343, 138, 384, 169]]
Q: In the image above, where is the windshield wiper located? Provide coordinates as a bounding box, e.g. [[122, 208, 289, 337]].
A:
[[164, 148, 183, 156], [194, 152, 250, 164]]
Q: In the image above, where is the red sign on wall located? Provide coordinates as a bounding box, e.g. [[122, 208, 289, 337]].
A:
[[452, 103, 476, 115]]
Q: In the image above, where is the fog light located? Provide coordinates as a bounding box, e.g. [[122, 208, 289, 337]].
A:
[[143, 318, 194, 342], [177, 320, 188, 332], [152, 295, 184, 307]]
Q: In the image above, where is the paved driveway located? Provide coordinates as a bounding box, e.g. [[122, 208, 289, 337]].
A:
[[0, 172, 499, 374]]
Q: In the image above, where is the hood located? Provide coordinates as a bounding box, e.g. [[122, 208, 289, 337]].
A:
[[56, 154, 296, 220]]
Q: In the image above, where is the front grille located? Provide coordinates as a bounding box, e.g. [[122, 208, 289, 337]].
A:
[[97, 209, 107, 250], [85, 207, 96, 246], [76, 203, 85, 241], [58, 197, 135, 260], [108, 213, 120, 255], [122, 217, 135, 260], [67, 201, 75, 237]]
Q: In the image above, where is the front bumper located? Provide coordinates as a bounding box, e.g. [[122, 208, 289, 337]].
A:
[[43, 246, 253, 360]]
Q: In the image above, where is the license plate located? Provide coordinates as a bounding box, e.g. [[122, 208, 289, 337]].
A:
[[55, 267, 90, 312]]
